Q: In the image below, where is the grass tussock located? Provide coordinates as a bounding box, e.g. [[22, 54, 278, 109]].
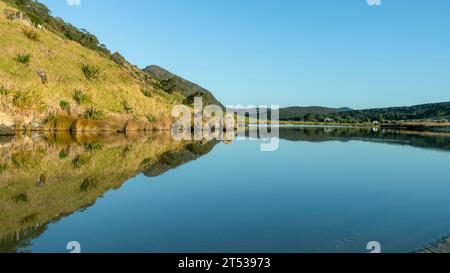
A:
[[11, 149, 45, 169], [22, 28, 40, 41], [45, 115, 77, 131], [60, 100, 69, 111], [72, 154, 90, 168], [12, 90, 45, 111], [141, 87, 153, 97], [14, 53, 31, 64], [139, 158, 153, 169], [122, 100, 133, 114], [73, 90, 90, 105], [12, 90, 34, 108], [81, 64, 101, 80], [59, 149, 70, 159], [146, 114, 156, 123], [83, 106, 104, 120], [84, 142, 103, 152], [80, 176, 98, 192], [13, 192, 28, 203]]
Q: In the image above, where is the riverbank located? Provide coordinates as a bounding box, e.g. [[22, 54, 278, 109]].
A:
[[417, 236, 450, 253]]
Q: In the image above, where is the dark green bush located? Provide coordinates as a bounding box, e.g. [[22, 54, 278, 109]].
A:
[[14, 53, 31, 64]]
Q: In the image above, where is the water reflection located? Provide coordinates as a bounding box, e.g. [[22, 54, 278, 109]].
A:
[[0, 131, 221, 253], [1, 127, 450, 252]]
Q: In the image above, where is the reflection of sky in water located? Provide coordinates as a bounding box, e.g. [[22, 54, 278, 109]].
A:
[[24, 137, 450, 253]]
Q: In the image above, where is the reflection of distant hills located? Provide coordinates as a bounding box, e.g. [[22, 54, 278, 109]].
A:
[[274, 127, 450, 152]]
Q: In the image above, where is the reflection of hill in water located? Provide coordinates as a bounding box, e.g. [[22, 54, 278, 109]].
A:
[[0, 132, 219, 253], [143, 141, 218, 177], [274, 127, 450, 152]]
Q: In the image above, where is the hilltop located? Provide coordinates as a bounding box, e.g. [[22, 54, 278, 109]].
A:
[[143, 65, 224, 108]]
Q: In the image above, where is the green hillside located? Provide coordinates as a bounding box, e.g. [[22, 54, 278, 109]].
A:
[[0, 0, 190, 133]]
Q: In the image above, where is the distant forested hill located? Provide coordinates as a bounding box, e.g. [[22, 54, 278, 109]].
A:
[[330, 102, 450, 123], [231, 102, 450, 123], [276, 102, 450, 122]]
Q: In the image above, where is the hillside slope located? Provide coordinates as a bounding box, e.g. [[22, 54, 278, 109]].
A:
[[143, 65, 224, 108], [0, 1, 182, 132]]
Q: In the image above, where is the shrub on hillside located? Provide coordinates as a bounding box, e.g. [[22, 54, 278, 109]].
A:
[[122, 100, 133, 114], [141, 87, 153, 97], [80, 176, 98, 192], [81, 64, 101, 80], [14, 53, 31, 64], [13, 192, 28, 203], [73, 90, 89, 105], [83, 106, 104, 120]]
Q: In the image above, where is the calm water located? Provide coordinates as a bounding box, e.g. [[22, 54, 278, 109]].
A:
[[1, 127, 450, 253]]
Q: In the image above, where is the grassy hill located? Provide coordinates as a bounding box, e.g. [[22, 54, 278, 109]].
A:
[[0, 0, 187, 133]]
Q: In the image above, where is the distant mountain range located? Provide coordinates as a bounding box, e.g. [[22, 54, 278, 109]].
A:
[[143, 65, 224, 108]]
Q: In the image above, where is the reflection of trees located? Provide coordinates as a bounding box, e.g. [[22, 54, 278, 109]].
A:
[[0, 131, 219, 253], [275, 127, 450, 151]]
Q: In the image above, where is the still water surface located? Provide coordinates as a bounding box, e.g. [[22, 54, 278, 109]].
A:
[[1, 127, 450, 253]]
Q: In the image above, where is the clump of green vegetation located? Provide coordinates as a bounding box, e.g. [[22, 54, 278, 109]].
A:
[[146, 114, 156, 123], [81, 64, 101, 80], [14, 53, 31, 64], [60, 100, 69, 111], [80, 176, 98, 192], [122, 100, 133, 114], [22, 28, 40, 41], [72, 154, 90, 168], [141, 87, 153, 97], [59, 149, 70, 159], [83, 106, 104, 120], [73, 90, 90, 105], [139, 158, 153, 169], [13, 192, 28, 203], [84, 142, 103, 152], [0, 86, 13, 96]]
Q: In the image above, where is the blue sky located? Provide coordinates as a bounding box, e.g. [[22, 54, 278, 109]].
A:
[[41, 0, 450, 109]]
